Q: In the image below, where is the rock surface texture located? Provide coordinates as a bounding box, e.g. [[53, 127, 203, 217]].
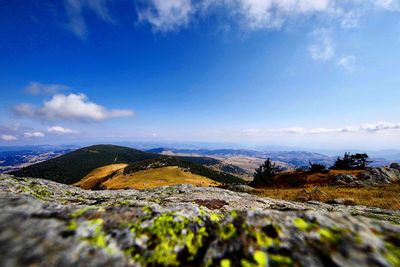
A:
[[334, 167, 400, 186], [1, 175, 400, 267]]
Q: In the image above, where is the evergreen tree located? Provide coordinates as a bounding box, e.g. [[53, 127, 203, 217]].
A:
[[250, 159, 281, 186], [331, 152, 371, 170]]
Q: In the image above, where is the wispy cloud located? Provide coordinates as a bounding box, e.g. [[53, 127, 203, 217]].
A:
[[0, 134, 17, 141], [58, 0, 400, 38], [337, 55, 357, 71], [138, 0, 193, 32], [64, 0, 114, 39], [308, 28, 335, 62], [24, 82, 70, 95], [24, 132, 45, 138], [244, 121, 400, 136], [14, 93, 134, 122], [48, 126, 78, 134]]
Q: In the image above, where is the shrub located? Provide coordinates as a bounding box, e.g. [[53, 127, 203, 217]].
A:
[[309, 162, 327, 173]]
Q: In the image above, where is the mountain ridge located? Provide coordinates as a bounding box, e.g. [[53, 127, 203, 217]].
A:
[[10, 144, 244, 185]]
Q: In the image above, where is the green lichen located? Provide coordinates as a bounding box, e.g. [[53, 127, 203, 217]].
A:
[[255, 230, 274, 247], [218, 223, 236, 240], [127, 212, 209, 266], [81, 218, 117, 255], [87, 218, 107, 248], [318, 228, 342, 244], [142, 205, 153, 215], [210, 212, 222, 222], [70, 207, 90, 218], [253, 250, 268, 266], [240, 251, 267, 267], [269, 254, 293, 266], [220, 259, 231, 267], [67, 220, 78, 231], [293, 217, 312, 231], [17, 184, 53, 200], [385, 241, 400, 266]]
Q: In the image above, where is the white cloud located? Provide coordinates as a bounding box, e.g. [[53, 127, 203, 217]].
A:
[[13, 103, 35, 117], [59, 0, 400, 37], [372, 0, 400, 9], [23, 132, 45, 138], [15, 93, 134, 121], [64, 0, 113, 39], [0, 134, 17, 141], [138, 0, 193, 32], [308, 28, 335, 61], [48, 126, 78, 134], [136, 0, 400, 32], [225, 0, 332, 29], [24, 82, 69, 95], [337, 55, 356, 71]]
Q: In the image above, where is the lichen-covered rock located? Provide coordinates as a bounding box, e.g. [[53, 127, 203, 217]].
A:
[[1, 175, 400, 267]]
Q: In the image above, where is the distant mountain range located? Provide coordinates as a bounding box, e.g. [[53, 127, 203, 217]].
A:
[[11, 145, 244, 185], [2, 144, 397, 177], [0, 147, 78, 174], [147, 148, 394, 168]]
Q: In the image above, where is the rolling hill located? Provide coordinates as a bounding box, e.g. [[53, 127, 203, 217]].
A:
[[10, 145, 159, 184], [11, 144, 244, 185], [75, 164, 221, 190]]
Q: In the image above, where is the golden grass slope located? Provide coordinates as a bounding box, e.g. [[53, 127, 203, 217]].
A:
[[74, 164, 128, 190], [75, 164, 220, 190]]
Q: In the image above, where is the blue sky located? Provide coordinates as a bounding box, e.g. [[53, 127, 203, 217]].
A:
[[1, 0, 400, 149]]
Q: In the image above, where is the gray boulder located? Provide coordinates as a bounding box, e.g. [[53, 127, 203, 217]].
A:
[[1, 175, 400, 267]]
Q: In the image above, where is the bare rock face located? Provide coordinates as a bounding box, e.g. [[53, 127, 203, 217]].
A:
[[1, 175, 400, 267]]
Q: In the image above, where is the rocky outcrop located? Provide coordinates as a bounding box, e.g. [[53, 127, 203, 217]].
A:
[[333, 167, 400, 186], [333, 174, 360, 186], [1, 175, 400, 267], [360, 167, 400, 185]]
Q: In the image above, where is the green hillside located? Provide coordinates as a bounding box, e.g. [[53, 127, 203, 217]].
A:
[[11, 144, 244, 185], [11, 145, 159, 184]]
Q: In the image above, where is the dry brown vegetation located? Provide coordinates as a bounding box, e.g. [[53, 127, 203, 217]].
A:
[[256, 185, 400, 210], [271, 169, 365, 187]]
